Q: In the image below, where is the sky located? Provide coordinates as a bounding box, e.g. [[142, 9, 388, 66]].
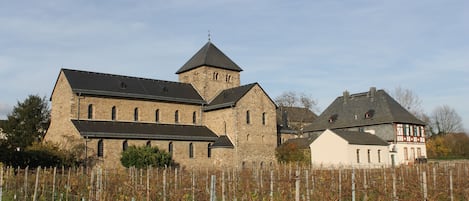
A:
[[0, 0, 468, 131]]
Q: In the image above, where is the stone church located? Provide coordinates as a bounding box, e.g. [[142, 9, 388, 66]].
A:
[[44, 41, 278, 169]]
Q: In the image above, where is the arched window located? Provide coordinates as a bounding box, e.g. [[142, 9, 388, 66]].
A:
[[168, 142, 173, 156], [175, 110, 179, 123], [88, 104, 93, 119], [155, 109, 160, 123], [207, 143, 212, 158], [192, 111, 197, 124], [134, 107, 139, 121], [97, 139, 103, 157], [111, 106, 116, 121], [146, 140, 151, 147], [189, 143, 194, 158], [246, 110, 250, 124], [262, 112, 266, 125], [122, 140, 128, 151]]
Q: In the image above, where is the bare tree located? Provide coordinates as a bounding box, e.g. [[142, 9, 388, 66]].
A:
[[275, 91, 319, 112], [430, 105, 464, 135], [389, 86, 424, 119]]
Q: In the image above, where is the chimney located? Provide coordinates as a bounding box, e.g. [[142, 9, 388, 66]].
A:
[[343, 90, 349, 104], [369, 87, 376, 101]]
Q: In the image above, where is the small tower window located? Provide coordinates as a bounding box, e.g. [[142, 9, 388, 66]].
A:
[[175, 110, 179, 123], [192, 111, 197, 124], [111, 106, 117, 121], [262, 112, 266, 125], [168, 142, 173, 156], [97, 139, 103, 157], [189, 143, 194, 158], [155, 109, 160, 123], [134, 107, 139, 121], [88, 104, 93, 119], [207, 143, 212, 158], [122, 140, 128, 151], [246, 110, 250, 124]]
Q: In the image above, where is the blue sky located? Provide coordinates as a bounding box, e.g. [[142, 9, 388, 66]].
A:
[[1, 0, 468, 131]]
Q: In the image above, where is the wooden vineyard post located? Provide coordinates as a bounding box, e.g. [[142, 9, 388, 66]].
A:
[[163, 168, 167, 201], [363, 169, 368, 200], [210, 175, 216, 201], [24, 166, 29, 201], [0, 164, 3, 201], [146, 167, 150, 201], [338, 169, 342, 201], [392, 169, 397, 201], [449, 169, 453, 201], [33, 166, 40, 201], [305, 169, 310, 201], [191, 170, 195, 201], [270, 170, 274, 201], [295, 170, 300, 201], [222, 171, 225, 201], [52, 167, 57, 201], [422, 171, 427, 200], [351, 168, 355, 201], [432, 166, 436, 190]]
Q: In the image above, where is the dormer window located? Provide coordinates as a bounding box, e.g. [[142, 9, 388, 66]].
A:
[[365, 109, 375, 119], [328, 114, 338, 123]]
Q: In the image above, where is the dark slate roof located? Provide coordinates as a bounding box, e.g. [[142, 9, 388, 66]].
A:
[[332, 130, 389, 146], [60, 69, 205, 105], [204, 83, 257, 111], [71, 120, 218, 141], [276, 106, 317, 125], [281, 133, 321, 149], [304, 88, 425, 132], [176, 41, 243, 74], [211, 135, 234, 148]]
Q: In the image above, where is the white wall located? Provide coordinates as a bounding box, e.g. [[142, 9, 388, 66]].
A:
[[310, 129, 349, 167], [310, 129, 390, 168]]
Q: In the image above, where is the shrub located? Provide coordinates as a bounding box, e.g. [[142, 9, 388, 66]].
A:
[[120, 145, 172, 168]]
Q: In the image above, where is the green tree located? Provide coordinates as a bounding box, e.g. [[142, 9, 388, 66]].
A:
[[121, 145, 172, 168], [3, 95, 50, 149], [275, 142, 310, 164]]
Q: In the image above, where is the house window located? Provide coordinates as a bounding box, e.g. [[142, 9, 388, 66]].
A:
[[111, 106, 116, 121], [417, 148, 421, 157], [356, 149, 360, 163], [367, 149, 371, 163], [246, 110, 250, 124], [134, 107, 139, 121], [155, 109, 160, 123], [397, 124, 403, 136], [192, 111, 196, 124], [97, 139, 103, 157], [378, 150, 381, 163], [404, 147, 408, 160], [175, 110, 179, 123], [189, 143, 194, 158], [413, 126, 418, 137], [207, 143, 212, 158], [403, 124, 407, 136], [122, 140, 128, 151], [88, 104, 93, 119], [262, 112, 266, 125], [168, 142, 173, 156], [146, 140, 151, 147]]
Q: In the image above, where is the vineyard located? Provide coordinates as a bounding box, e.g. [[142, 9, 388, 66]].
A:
[[1, 162, 468, 201]]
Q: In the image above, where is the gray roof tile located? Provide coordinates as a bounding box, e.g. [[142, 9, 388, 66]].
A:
[[211, 135, 234, 148], [176, 42, 243, 74], [332, 130, 389, 146], [305, 88, 425, 132], [61, 69, 206, 105], [72, 120, 218, 141], [204, 83, 257, 111]]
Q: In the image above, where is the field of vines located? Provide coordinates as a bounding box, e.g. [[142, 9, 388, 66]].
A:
[[1, 162, 468, 201]]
